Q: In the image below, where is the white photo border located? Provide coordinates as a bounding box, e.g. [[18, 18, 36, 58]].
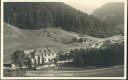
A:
[[1, 0, 127, 79]]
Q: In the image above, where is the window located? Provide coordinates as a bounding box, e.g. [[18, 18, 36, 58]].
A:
[[48, 53, 50, 56], [49, 59, 50, 62]]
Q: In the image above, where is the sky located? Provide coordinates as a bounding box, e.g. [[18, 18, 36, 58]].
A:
[[63, 0, 125, 14], [3, 0, 125, 14]]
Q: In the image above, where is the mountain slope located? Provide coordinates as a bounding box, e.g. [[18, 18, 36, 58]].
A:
[[4, 2, 115, 38], [4, 23, 124, 63], [93, 2, 124, 20], [3, 23, 81, 63], [92, 2, 124, 35]]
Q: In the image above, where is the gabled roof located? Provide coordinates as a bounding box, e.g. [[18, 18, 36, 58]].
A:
[[24, 48, 56, 56]]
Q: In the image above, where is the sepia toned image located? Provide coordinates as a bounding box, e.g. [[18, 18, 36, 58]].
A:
[[1, 0, 127, 79]]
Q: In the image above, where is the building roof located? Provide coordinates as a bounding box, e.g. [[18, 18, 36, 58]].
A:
[[24, 48, 56, 56]]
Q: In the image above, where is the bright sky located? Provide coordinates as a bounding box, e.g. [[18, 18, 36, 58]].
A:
[[63, 0, 125, 14]]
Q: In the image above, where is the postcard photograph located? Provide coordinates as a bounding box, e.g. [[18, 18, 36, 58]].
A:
[[0, 0, 127, 79]]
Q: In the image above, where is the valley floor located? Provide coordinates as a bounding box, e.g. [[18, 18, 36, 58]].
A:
[[24, 65, 124, 77]]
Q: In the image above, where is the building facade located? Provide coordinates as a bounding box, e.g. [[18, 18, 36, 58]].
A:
[[24, 48, 57, 69]]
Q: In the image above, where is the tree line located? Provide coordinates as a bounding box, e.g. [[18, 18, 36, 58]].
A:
[[61, 44, 124, 67], [4, 2, 116, 38]]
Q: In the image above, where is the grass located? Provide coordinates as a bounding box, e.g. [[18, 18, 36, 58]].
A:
[[4, 24, 80, 63], [25, 65, 124, 77], [3, 65, 124, 77], [3, 69, 26, 77]]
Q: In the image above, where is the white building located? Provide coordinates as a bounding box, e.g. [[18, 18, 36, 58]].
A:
[[24, 48, 57, 68]]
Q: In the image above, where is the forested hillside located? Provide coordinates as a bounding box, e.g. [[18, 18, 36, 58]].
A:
[[92, 2, 124, 25], [4, 2, 118, 37], [92, 2, 124, 35]]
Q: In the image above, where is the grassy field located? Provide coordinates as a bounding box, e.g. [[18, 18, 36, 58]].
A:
[[24, 65, 124, 77], [3, 65, 124, 77], [3, 24, 103, 63], [4, 25, 76, 63]]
